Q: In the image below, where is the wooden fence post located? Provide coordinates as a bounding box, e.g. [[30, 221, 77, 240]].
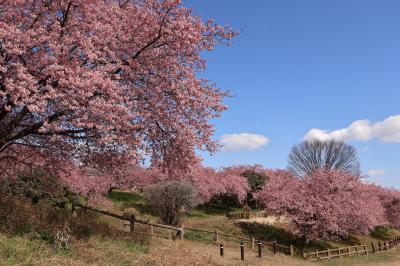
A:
[[273, 240, 277, 255], [327, 248, 331, 259], [71, 203, 77, 219], [378, 241, 382, 251], [371, 242, 375, 253], [178, 227, 184, 240], [130, 214, 135, 233], [214, 229, 219, 242], [220, 244, 224, 256], [150, 225, 154, 235], [123, 221, 131, 232], [251, 237, 255, 250], [290, 245, 294, 256], [363, 243, 368, 255], [240, 242, 245, 261], [355, 244, 359, 255], [258, 241, 262, 258], [302, 251, 306, 259]]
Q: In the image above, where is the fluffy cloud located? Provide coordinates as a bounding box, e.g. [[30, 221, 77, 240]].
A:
[[368, 169, 385, 177], [220, 133, 269, 152], [305, 115, 400, 143]]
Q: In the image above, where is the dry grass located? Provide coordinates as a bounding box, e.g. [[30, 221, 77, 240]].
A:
[[0, 233, 313, 266], [2, 192, 400, 265]]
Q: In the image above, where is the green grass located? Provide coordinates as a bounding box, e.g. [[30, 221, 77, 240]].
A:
[[184, 230, 214, 244], [108, 190, 243, 220], [239, 220, 400, 257], [108, 190, 156, 220], [238, 221, 337, 252], [0, 234, 68, 265], [97, 236, 150, 254], [187, 203, 244, 219], [319, 248, 400, 265], [0, 233, 151, 265], [109, 191, 400, 254], [370, 226, 399, 240], [5, 190, 399, 265]]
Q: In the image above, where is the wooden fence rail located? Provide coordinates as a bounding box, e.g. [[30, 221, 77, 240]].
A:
[[303, 244, 368, 261], [184, 227, 293, 256], [303, 236, 400, 261], [226, 211, 267, 220], [371, 236, 400, 253], [73, 203, 184, 239], [73, 203, 294, 256]]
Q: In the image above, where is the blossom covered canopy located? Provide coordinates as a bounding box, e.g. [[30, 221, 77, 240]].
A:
[[0, 0, 236, 175], [256, 169, 387, 240]]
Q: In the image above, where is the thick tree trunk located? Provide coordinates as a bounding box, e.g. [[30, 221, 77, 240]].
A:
[[108, 187, 115, 195]]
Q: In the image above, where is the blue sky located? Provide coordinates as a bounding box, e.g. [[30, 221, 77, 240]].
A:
[[183, 0, 400, 188]]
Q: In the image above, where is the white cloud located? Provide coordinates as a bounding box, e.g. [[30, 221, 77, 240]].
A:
[[220, 133, 269, 152], [304, 115, 400, 143], [368, 169, 385, 177]]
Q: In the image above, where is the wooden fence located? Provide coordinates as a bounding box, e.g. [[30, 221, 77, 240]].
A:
[[303, 244, 368, 261], [218, 240, 293, 261], [303, 236, 400, 261], [226, 211, 267, 220], [371, 236, 400, 253], [72, 203, 184, 240], [184, 227, 294, 256], [73, 203, 293, 256]]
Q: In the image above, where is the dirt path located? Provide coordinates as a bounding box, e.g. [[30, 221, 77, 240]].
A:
[[145, 240, 312, 266], [146, 240, 400, 266]]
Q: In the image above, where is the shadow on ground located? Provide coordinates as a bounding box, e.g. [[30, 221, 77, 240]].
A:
[[238, 222, 335, 252], [108, 191, 154, 215]]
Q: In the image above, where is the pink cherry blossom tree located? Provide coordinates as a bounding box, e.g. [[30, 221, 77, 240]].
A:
[[0, 0, 236, 179], [256, 169, 386, 240], [140, 164, 249, 203], [364, 184, 400, 228]]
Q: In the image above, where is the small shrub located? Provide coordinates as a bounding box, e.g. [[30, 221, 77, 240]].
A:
[[122, 208, 139, 219], [72, 224, 92, 240], [0, 170, 73, 207], [243, 205, 251, 219], [143, 181, 198, 226], [36, 229, 56, 245], [243, 205, 251, 213]]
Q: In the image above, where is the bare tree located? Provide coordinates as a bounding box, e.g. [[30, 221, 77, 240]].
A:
[[287, 139, 360, 177], [143, 181, 198, 226]]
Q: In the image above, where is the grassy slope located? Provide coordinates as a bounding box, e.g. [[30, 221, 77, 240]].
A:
[[0, 234, 149, 266], [1, 191, 400, 265], [108, 191, 400, 265]]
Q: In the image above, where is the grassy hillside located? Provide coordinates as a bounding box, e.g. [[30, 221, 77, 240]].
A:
[[109, 191, 400, 250], [1, 191, 400, 265]]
